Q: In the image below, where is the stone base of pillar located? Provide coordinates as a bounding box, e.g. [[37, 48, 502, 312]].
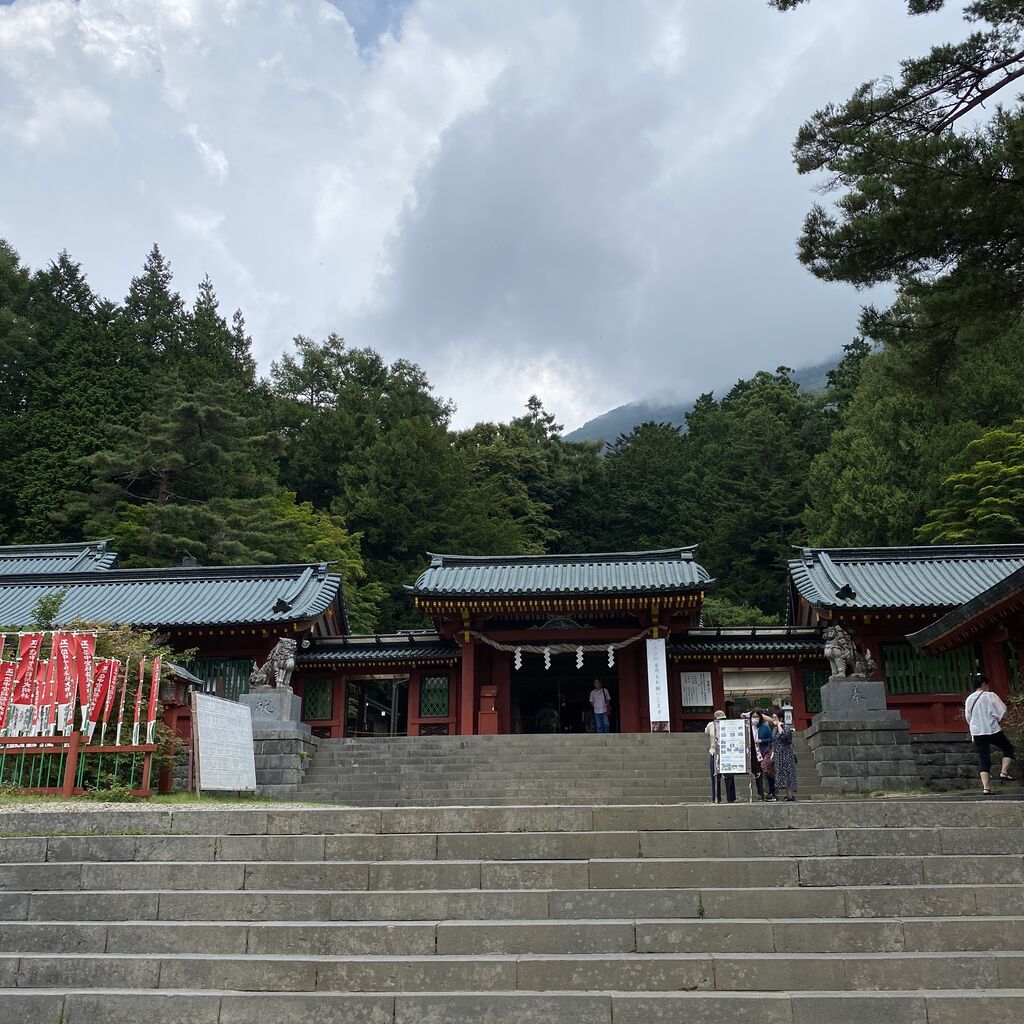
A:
[[805, 716, 922, 793]]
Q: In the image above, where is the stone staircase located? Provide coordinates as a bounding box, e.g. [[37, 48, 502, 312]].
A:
[[1, 799, 1023, 1022], [295, 732, 828, 804]]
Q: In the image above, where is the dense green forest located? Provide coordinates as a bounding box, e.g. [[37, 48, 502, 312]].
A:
[[2, 0, 1023, 632]]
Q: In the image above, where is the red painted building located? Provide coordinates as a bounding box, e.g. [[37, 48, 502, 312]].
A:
[[789, 545, 1024, 732], [295, 549, 830, 738]]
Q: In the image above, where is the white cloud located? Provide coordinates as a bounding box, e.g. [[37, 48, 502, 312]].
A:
[[0, 0, 972, 428], [184, 123, 229, 181]]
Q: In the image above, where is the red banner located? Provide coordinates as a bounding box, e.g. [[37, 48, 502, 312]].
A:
[[12, 634, 43, 708], [0, 661, 15, 731], [75, 633, 96, 715], [115, 659, 130, 746], [131, 659, 145, 746], [145, 657, 162, 744], [52, 632, 77, 734], [38, 656, 57, 734], [102, 659, 122, 743], [86, 659, 117, 740]]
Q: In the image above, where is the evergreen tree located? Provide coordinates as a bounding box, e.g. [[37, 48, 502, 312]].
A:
[[123, 244, 185, 359], [918, 419, 1024, 543]]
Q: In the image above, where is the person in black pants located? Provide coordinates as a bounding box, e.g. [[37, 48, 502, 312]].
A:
[[705, 710, 736, 803], [965, 674, 1015, 794]]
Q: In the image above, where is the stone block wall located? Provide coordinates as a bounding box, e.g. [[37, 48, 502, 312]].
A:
[[911, 733, 978, 791], [253, 727, 319, 797], [805, 718, 921, 793]]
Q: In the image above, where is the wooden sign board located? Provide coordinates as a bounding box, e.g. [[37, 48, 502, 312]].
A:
[[681, 671, 713, 708], [191, 692, 257, 793]]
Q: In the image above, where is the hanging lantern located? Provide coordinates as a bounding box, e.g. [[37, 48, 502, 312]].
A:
[[544, 647, 551, 670], [607, 645, 615, 668], [576, 646, 584, 670]]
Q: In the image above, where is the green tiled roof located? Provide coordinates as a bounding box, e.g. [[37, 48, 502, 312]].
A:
[[908, 564, 1024, 652], [0, 540, 116, 575], [299, 633, 460, 666], [0, 563, 342, 629], [408, 548, 712, 598], [670, 628, 823, 656], [789, 545, 1024, 611]]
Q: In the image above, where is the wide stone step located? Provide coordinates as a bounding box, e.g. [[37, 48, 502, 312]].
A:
[[3, 987, 1023, 1024], [9, 824, 1007, 863], [7, 884, 1021, 923], [4, 853, 1020, 892], [3, 949, 1023, 992], [3, 801, 1023, 838], [1, 916, 1021, 956]]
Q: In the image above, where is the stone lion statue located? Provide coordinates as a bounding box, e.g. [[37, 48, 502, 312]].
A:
[[823, 624, 856, 679], [823, 624, 876, 681], [248, 637, 297, 690]]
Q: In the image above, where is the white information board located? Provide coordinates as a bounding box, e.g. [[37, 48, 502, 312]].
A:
[[681, 671, 713, 708], [716, 719, 749, 775], [646, 638, 671, 731], [192, 692, 257, 792]]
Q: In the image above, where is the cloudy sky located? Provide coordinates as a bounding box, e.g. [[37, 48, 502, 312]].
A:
[[0, 0, 967, 428]]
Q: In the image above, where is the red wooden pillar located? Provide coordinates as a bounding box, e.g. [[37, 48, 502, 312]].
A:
[[618, 645, 641, 733], [458, 641, 476, 736], [981, 636, 1012, 700], [493, 650, 512, 734], [407, 670, 421, 738], [337, 674, 348, 738], [710, 665, 725, 712], [789, 665, 808, 731]]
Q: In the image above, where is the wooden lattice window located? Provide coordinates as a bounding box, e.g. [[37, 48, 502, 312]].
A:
[[802, 668, 829, 714], [419, 675, 450, 718], [184, 658, 253, 701], [302, 678, 333, 721], [880, 643, 977, 695]]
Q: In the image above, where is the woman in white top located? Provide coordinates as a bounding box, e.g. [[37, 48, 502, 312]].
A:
[[964, 673, 1015, 795]]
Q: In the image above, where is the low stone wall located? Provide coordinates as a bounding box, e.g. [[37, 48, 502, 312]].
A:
[[911, 732, 978, 791], [253, 727, 319, 797], [804, 718, 921, 792]]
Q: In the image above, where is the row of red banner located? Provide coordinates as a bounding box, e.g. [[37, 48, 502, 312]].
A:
[[0, 634, 162, 745]]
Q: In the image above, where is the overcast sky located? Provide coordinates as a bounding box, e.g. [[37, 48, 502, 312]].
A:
[[0, 0, 968, 429]]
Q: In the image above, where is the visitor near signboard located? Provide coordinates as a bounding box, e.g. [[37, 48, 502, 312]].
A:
[[705, 710, 736, 804]]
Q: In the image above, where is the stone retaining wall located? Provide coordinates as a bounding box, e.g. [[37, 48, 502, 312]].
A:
[[804, 718, 921, 792], [253, 727, 319, 797], [911, 733, 978, 791]]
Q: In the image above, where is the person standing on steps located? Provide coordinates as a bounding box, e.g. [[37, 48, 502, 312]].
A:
[[965, 673, 1015, 795], [589, 679, 612, 734], [705, 710, 736, 804], [769, 712, 797, 802], [746, 710, 777, 802]]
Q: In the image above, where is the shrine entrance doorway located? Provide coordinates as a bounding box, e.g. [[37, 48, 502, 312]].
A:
[[510, 652, 618, 734]]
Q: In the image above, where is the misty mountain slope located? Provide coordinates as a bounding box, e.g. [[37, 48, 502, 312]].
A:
[[564, 356, 837, 444]]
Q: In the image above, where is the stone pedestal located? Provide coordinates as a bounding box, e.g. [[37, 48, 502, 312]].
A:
[[240, 686, 305, 728], [239, 687, 313, 796], [817, 679, 901, 722], [807, 678, 921, 792]]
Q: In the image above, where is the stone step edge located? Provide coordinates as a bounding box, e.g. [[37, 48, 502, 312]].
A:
[[6, 949, 1024, 962], [5, 853, 1022, 866], [1, 802, 1020, 838], [3, 914, 1020, 926]]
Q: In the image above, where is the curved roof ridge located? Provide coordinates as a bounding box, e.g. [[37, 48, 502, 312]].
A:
[[427, 547, 698, 568], [793, 543, 1024, 562]]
